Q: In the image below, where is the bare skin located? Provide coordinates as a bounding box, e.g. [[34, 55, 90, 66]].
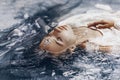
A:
[[39, 25, 76, 56], [88, 20, 114, 29], [39, 20, 116, 56]]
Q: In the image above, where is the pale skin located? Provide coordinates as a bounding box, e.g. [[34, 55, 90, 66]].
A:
[[39, 20, 117, 56]]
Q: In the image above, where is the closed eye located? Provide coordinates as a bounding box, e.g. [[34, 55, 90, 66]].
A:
[[57, 37, 62, 41], [55, 40, 64, 46], [55, 37, 64, 46]]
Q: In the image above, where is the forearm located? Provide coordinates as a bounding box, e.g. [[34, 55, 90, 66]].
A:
[[80, 42, 112, 53], [99, 45, 112, 52]]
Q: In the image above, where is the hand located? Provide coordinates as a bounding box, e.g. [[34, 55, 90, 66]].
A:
[[87, 20, 114, 29]]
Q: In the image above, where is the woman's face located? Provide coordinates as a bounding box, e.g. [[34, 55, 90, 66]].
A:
[[39, 25, 76, 56]]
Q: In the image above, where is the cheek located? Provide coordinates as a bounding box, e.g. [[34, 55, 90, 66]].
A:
[[60, 33, 71, 42], [47, 43, 66, 52], [48, 44, 60, 50]]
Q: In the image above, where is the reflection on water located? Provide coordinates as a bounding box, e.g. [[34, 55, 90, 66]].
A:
[[0, 0, 120, 80]]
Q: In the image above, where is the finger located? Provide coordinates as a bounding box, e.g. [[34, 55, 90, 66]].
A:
[[88, 20, 114, 28], [97, 24, 112, 29], [58, 26, 65, 30], [88, 22, 98, 27], [62, 25, 68, 30], [54, 27, 61, 32]]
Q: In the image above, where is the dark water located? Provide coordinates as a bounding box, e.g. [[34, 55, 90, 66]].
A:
[[0, 0, 120, 80]]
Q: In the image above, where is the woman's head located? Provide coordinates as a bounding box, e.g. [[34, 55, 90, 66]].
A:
[[39, 25, 76, 56]]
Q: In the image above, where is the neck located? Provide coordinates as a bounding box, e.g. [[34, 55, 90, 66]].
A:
[[72, 26, 88, 45], [72, 26, 102, 45]]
